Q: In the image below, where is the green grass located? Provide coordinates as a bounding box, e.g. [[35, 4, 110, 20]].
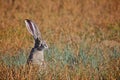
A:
[[1, 42, 120, 79], [1, 50, 27, 67]]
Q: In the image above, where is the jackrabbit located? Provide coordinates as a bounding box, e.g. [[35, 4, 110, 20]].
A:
[[25, 19, 48, 67]]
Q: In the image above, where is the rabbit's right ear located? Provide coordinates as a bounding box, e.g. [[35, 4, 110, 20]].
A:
[[25, 19, 38, 39]]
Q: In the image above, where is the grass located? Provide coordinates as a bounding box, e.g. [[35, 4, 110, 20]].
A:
[[0, 0, 120, 80], [0, 42, 120, 79]]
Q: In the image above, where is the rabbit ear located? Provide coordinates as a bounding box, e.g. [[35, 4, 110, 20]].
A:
[[25, 19, 42, 40]]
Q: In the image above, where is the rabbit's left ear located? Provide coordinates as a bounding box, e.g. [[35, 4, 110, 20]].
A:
[[25, 19, 41, 40]]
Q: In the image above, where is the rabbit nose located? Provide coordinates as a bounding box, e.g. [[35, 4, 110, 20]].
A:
[[44, 44, 48, 49]]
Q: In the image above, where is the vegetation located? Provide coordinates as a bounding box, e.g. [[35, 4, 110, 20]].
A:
[[0, 0, 120, 80]]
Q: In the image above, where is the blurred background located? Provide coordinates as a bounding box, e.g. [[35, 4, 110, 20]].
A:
[[0, 0, 120, 79], [0, 0, 120, 54]]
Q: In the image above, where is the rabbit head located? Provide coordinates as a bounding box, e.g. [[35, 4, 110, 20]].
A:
[[25, 19, 48, 51]]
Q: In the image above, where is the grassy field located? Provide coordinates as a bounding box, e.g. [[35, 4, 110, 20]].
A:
[[0, 0, 120, 80]]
